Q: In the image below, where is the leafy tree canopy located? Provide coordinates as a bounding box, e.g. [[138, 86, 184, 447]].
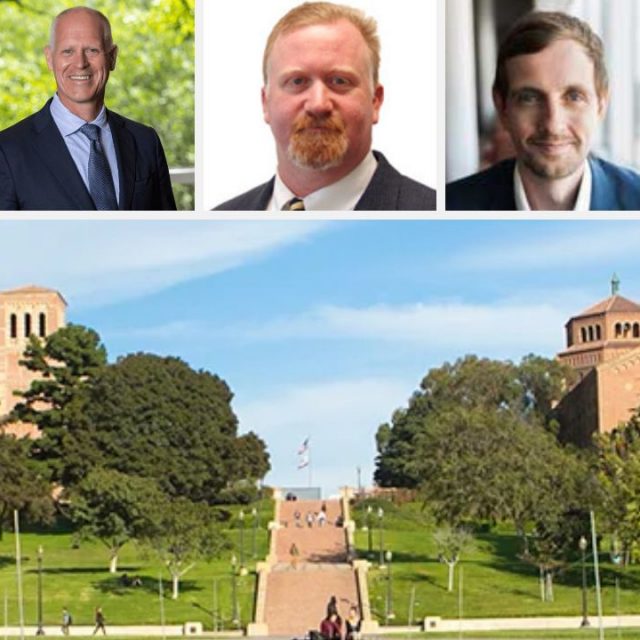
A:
[[70, 467, 166, 573], [8, 324, 107, 484], [0, 433, 54, 538], [596, 413, 640, 564], [86, 352, 270, 503], [145, 496, 229, 599], [374, 354, 574, 488]]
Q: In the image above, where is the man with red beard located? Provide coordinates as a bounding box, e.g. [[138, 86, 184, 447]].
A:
[[214, 2, 436, 211], [447, 11, 640, 211]]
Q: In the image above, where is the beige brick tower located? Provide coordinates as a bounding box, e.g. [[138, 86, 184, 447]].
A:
[[0, 285, 67, 437], [557, 275, 640, 444]]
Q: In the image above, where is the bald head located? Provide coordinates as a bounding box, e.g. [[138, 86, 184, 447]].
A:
[[49, 7, 113, 50]]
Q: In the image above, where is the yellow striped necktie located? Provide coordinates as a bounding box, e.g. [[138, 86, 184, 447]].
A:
[[281, 197, 305, 211]]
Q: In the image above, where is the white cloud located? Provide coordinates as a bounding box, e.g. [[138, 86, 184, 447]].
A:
[[455, 223, 640, 272], [0, 221, 329, 308], [233, 300, 568, 352], [235, 377, 413, 496]]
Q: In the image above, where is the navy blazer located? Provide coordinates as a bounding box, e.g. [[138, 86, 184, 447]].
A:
[[213, 151, 436, 211], [446, 156, 640, 211], [0, 100, 177, 211]]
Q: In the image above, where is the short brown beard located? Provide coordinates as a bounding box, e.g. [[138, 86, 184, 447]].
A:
[[288, 113, 348, 170], [523, 136, 583, 179]]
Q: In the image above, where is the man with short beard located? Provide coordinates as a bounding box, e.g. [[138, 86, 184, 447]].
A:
[[447, 11, 640, 211], [213, 1, 436, 211]]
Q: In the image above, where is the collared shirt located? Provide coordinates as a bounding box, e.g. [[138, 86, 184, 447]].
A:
[[49, 93, 120, 204], [269, 151, 378, 211], [514, 160, 592, 211]]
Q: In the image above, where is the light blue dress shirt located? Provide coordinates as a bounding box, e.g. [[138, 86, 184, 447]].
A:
[[49, 93, 120, 204]]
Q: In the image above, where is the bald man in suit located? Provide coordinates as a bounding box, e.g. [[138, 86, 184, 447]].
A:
[[0, 6, 176, 211]]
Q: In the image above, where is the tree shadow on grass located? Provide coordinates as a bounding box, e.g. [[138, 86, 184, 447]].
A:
[[93, 575, 203, 597], [37, 566, 142, 575], [474, 532, 640, 595], [354, 549, 432, 563], [0, 555, 14, 570]]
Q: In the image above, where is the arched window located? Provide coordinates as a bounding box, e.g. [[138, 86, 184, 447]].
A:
[[588, 326, 594, 341], [10, 314, 17, 338], [581, 327, 587, 342], [596, 325, 602, 340], [634, 323, 640, 338], [39, 313, 46, 337], [624, 322, 631, 337], [24, 313, 31, 337], [615, 322, 622, 337]]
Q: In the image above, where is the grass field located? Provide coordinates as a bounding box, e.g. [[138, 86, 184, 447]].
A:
[[2, 498, 639, 632], [353, 501, 640, 624], [0, 502, 271, 630]]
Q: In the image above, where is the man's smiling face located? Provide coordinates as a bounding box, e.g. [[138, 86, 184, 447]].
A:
[[494, 38, 607, 180], [45, 9, 117, 119]]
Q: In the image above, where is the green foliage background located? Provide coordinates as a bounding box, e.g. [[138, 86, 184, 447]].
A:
[[0, 0, 194, 209]]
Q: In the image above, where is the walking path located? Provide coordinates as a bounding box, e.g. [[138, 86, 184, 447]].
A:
[[262, 498, 358, 636], [5, 613, 640, 636]]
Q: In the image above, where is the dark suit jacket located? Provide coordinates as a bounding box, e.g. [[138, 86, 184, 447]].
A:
[[446, 156, 640, 211], [213, 151, 436, 211], [0, 100, 177, 210]]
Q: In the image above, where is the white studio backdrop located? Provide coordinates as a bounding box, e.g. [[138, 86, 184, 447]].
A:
[[201, 0, 438, 210]]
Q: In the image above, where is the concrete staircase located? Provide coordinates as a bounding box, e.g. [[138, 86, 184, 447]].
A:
[[248, 491, 377, 637]]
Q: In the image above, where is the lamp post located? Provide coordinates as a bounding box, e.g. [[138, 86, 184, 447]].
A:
[[36, 545, 44, 636], [366, 506, 373, 556], [230, 555, 239, 628], [385, 550, 393, 625], [378, 507, 384, 567], [579, 536, 590, 628], [238, 510, 245, 570], [251, 508, 258, 559]]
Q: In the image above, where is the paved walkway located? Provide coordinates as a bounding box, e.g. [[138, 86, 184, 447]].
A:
[[264, 499, 358, 636], [4, 614, 640, 636]]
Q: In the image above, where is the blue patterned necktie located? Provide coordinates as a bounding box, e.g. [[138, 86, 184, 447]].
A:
[[79, 123, 118, 210]]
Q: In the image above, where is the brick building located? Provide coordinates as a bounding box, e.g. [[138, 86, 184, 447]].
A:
[[557, 276, 640, 445], [0, 285, 67, 437]]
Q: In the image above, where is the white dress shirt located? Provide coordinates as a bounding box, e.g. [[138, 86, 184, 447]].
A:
[[269, 151, 378, 211], [514, 160, 592, 211], [49, 93, 120, 203]]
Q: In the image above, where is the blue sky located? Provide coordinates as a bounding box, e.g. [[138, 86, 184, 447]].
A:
[[2, 220, 639, 496]]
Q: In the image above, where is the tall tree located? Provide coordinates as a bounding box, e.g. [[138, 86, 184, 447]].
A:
[[596, 415, 640, 565], [0, 434, 53, 539], [85, 353, 270, 503], [417, 406, 587, 552], [70, 468, 165, 573], [8, 324, 107, 485], [375, 354, 574, 488], [433, 525, 474, 592], [145, 497, 228, 599]]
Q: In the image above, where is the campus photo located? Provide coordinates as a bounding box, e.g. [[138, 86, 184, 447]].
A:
[[1, 220, 640, 639]]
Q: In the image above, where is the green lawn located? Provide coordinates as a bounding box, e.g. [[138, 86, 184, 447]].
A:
[[0, 502, 271, 630], [3, 498, 639, 631], [354, 501, 640, 624]]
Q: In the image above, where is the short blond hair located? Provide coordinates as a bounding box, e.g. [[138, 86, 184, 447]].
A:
[[263, 2, 381, 86]]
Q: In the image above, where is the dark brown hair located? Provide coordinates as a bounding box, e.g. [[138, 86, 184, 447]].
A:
[[493, 11, 608, 100]]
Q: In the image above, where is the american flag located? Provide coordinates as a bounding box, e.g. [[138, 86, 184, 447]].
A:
[[298, 437, 310, 468]]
